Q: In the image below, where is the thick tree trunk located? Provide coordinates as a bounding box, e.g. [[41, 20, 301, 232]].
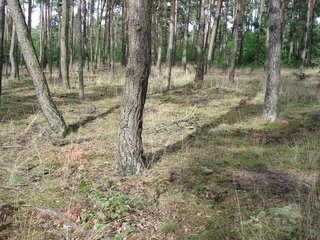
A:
[[7, 0, 68, 137], [0, 0, 4, 101], [118, 0, 151, 176], [194, 0, 205, 88], [263, 0, 281, 122], [207, 0, 222, 73], [9, 24, 19, 80], [221, 0, 229, 74], [228, 0, 242, 85], [182, 0, 190, 74], [300, 0, 316, 70], [165, 0, 176, 90], [78, 0, 84, 101], [60, 0, 70, 89]]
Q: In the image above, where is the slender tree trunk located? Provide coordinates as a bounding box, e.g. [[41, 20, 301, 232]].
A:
[[78, 0, 84, 101], [82, 0, 87, 67], [7, 0, 68, 137], [165, 0, 176, 90], [280, 0, 286, 40], [288, 0, 296, 60], [9, 24, 19, 80], [0, 0, 4, 101], [156, 0, 164, 79], [263, 0, 281, 122], [207, 0, 222, 73], [238, 0, 248, 65], [195, 0, 205, 88], [47, 0, 52, 80], [121, 0, 128, 66], [27, 0, 32, 32], [118, 0, 151, 176], [89, 0, 94, 73], [102, 0, 108, 66], [254, 0, 264, 65], [172, 0, 178, 66], [69, 1, 74, 71], [39, 2, 45, 68], [221, 0, 229, 74], [182, 0, 190, 74], [61, 0, 70, 89], [300, 0, 316, 70], [110, 0, 115, 77], [228, 0, 242, 85]]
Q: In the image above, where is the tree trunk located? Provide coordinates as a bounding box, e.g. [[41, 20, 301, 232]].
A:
[[82, 0, 87, 67], [228, 0, 242, 85], [221, 0, 229, 74], [195, 0, 205, 88], [9, 24, 19, 80], [0, 0, 4, 101], [237, 0, 248, 65], [165, 0, 175, 91], [300, 0, 316, 70], [69, 1, 74, 71], [118, 0, 151, 176], [78, 0, 84, 101], [288, 0, 296, 60], [254, 0, 264, 65], [110, 0, 115, 77], [89, 0, 94, 73], [263, 0, 281, 122], [172, 0, 178, 66], [27, 0, 32, 32], [207, 0, 222, 73], [7, 0, 68, 137], [156, 0, 164, 79], [39, 2, 45, 68], [182, 0, 190, 74], [121, 0, 128, 66], [61, 0, 70, 89], [47, 0, 52, 80]]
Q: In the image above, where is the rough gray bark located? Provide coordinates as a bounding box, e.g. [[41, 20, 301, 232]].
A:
[[78, 0, 84, 101], [118, 0, 151, 176], [7, 0, 68, 137], [9, 24, 19, 80], [0, 0, 4, 101], [221, 0, 229, 74], [182, 0, 190, 74], [207, 0, 222, 73], [300, 0, 316, 70], [60, 0, 70, 89], [194, 0, 205, 88], [228, 0, 241, 85], [165, 0, 176, 91], [263, 0, 281, 122]]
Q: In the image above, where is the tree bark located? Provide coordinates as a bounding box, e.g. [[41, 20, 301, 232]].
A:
[[263, 0, 281, 122], [288, 0, 296, 60], [156, 0, 164, 79], [300, 0, 316, 70], [7, 0, 68, 137], [121, 0, 128, 66], [118, 0, 151, 176], [254, 0, 264, 65], [47, 0, 52, 80], [238, 0, 248, 65], [39, 2, 45, 68], [182, 0, 190, 74], [27, 0, 32, 32], [165, 0, 176, 90], [89, 0, 94, 73], [78, 0, 84, 101], [228, 0, 242, 85], [221, 0, 229, 74], [110, 0, 115, 77], [195, 0, 205, 88], [9, 24, 19, 80], [61, 0, 70, 89], [207, 0, 222, 73], [0, 0, 4, 101]]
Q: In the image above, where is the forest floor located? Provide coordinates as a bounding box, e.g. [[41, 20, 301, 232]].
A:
[[0, 66, 320, 240]]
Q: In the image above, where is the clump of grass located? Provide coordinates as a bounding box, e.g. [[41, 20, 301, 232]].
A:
[[162, 222, 177, 234]]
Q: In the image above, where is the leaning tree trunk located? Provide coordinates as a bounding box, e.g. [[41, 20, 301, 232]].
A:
[[7, 0, 68, 137], [182, 0, 190, 74], [263, 0, 281, 122], [221, 0, 229, 74], [194, 0, 205, 88], [165, 0, 176, 91], [78, 0, 84, 101], [9, 24, 19, 80], [228, 0, 242, 85], [0, 0, 4, 101], [118, 0, 151, 176], [207, 0, 222, 73], [60, 0, 70, 89]]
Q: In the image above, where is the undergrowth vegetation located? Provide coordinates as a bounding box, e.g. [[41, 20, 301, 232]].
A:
[[0, 66, 319, 239]]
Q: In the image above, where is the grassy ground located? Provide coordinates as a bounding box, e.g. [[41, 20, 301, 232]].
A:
[[0, 66, 320, 240]]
